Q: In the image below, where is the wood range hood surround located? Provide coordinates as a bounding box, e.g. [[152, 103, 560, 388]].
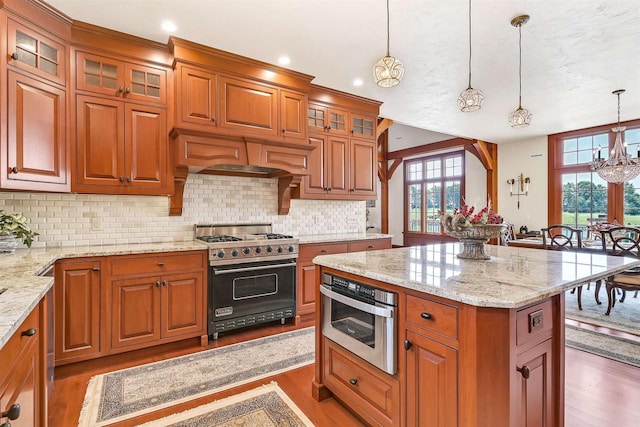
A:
[[169, 127, 314, 216]]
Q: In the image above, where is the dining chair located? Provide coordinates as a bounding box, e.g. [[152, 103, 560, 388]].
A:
[[499, 222, 516, 246], [599, 226, 640, 315], [541, 225, 583, 250]]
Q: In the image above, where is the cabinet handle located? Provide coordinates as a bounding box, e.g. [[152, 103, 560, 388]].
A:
[[320, 249, 328, 253], [126, 177, 131, 183], [118, 86, 124, 93], [21, 328, 36, 337], [9, 166, 18, 174], [326, 126, 331, 131], [351, 129, 354, 134], [162, 280, 168, 286], [119, 176, 124, 182], [211, 116, 216, 122], [10, 52, 19, 61], [404, 339, 412, 350], [157, 262, 165, 266], [282, 128, 286, 133], [125, 87, 131, 94], [517, 365, 531, 379], [156, 280, 161, 287], [92, 267, 101, 272], [420, 312, 432, 320], [350, 188, 355, 192], [367, 245, 375, 249], [1, 403, 20, 420], [327, 188, 332, 192], [349, 378, 357, 385]]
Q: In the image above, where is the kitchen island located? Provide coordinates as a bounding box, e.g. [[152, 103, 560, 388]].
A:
[[312, 243, 640, 427]]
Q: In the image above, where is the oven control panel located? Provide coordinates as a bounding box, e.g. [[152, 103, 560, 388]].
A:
[[323, 273, 397, 306]]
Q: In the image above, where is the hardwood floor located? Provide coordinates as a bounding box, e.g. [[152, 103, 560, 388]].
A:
[[48, 319, 640, 427]]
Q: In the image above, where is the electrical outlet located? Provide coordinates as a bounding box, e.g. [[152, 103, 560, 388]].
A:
[[91, 217, 102, 231], [313, 215, 321, 225]]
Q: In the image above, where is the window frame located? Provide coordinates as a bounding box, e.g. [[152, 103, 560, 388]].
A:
[[403, 151, 465, 236]]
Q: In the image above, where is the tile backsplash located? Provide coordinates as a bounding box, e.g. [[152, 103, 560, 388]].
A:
[[0, 174, 366, 248]]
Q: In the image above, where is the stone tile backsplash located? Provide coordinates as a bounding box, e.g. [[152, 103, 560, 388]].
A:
[[0, 174, 366, 248]]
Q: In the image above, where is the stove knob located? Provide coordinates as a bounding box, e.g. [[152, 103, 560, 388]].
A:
[[288, 246, 295, 253], [277, 246, 283, 253], [243, 247, 250, 255], [255, 247, 262, 254], [231, 249, 239, 257], [217, 250, 225, 258], [266, 246, 273, 253]]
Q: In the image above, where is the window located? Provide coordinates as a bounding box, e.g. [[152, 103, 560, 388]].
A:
[[404, 152, 464, 234], [548, 119, 640, 232]]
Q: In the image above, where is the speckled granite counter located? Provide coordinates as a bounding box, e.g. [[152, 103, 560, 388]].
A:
[[297, 232, 392, 244], [0, 242, 207, 350], [313, 242, 640, 308]]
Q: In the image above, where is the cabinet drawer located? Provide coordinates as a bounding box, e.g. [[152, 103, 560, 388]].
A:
[[406, 294, 458, 340], [0, 306, 39, 376], [110, 252, 205, 276], [349, 238, 391, 252], [323, 339, 399, 426], [516, 299, 553, 346], [299, 243, 348, 261]]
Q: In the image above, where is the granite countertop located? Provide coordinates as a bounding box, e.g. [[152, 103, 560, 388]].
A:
[[297, 232, 392, 244], [313, 242, 640, 309], [0, 241, 207, 350]]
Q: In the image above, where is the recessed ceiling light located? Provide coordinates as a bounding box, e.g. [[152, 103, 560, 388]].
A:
[[278, 56, 291, 66], [161, 21, 177, 33], [353, 78, 364, 87]]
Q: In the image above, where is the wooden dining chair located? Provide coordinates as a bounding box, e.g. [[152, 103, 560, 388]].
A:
[[599, 226, 640, 315], [499, 222, 516, 246], [541, 225, 583, 250]]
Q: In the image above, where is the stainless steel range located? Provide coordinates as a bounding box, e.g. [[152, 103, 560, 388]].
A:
[[195, 224, 298, 339]]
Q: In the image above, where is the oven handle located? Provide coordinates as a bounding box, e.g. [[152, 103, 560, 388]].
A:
[[320, 285, 394, 318], [213, 262, 295, 275]]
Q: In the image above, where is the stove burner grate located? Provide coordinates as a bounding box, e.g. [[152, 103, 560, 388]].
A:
[[197, 235, 242, 243], [266, 233, 293, 240]]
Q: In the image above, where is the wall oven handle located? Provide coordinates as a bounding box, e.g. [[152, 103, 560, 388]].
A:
[[320, 285, 394, 318], [213, 262, 294, 275]]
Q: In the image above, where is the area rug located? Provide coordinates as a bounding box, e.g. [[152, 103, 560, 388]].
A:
[[78, 327, 315, 427], [136, 382, 314, 427], [565, 323, 640, 367], [565, 286, 640, 335]]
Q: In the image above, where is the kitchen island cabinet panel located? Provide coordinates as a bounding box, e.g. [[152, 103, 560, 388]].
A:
[[514, 339, 555, 427]]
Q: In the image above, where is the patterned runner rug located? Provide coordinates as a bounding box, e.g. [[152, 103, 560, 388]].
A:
[[78, 327, 315, 427], [565, 324, 640, 367], [137, 382, 314, 427]]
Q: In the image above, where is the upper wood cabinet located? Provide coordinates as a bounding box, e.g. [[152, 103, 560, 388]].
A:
[[350, 113, 377, 141], [1, 13, 69, 193], [75, 51, 167, 105], [177, 64, 218, 127], [219, 75, 278, 137], [308, 102, 349, 136]]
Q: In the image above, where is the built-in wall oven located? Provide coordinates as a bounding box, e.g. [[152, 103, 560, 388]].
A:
[[320, 272, 397, 375]]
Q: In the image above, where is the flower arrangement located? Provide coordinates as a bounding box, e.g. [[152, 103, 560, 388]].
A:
[[440, 203, 505, 260], [452, 203, 503, 226], [0, 210, 38, 248]]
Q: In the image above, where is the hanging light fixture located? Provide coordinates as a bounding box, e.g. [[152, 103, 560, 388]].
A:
[[457, 0, 483, 112], [373, 0, 404, 87], [508, 14, 532, 128], [590, 89, 640, 184]]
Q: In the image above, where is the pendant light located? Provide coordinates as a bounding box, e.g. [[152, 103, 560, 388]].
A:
[[457, 0, 483, 112], [508, 14, 532, 128], [373, 0, 404, 88], [590, 89, 640, 184]]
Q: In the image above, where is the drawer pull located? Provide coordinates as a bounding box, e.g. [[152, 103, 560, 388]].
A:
[[156, 281, 161, 287], [517, 365, 531, 379], [21, 328, 36, 337], [1, 403, 20, 420], [420, 312, 432, 320], [349, 378, 358, 385], [367, 245, 375, 249], [162, 280, 168, 287], [92, 267, 101, 272], [157, 262, 165, 266], [320, 249, 328, 253], [9, 166, 18, 174], [10, 52, 19, 61], [404, 339, 412, 350]]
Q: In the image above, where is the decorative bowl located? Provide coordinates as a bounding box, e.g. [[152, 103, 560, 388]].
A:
[[441, 214, 506, 260], [0, 235, 19, 253]]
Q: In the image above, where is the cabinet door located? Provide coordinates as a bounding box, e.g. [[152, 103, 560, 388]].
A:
[[124, 63, 166, 105], [220, 76, 278, 137], [161, 272, 204, 339], [54, 260, 101, 363], [301, 133, 328, 196], [111, 276, 161, 349], [327, 136, 349, 195], [76, 51, 124, 97], [125, 104, 167, 191], [4, 70, 68, 191], [513, 339, 555, 427], [405, 329, 458, 427], [296, 261, 317, 316], [75, 94, 125, 189], [307, 103, 327, 132], [178, 65, 217, 127], [350, 138, 376, 196], [328, 107, 349, 136], [7, 18, 66, 86], [351, 113, 376, 141], [280, 89, 307, 141], [0, 338, 39, 427]]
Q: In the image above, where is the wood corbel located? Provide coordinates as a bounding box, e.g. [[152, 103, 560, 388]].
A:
[[277, 175, 302, 215], [169, 165, 189, 216]]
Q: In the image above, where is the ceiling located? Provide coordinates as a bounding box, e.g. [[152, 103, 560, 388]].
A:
[[45, 0, 640, 144]]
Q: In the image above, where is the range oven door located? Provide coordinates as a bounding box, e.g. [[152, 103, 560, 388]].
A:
[[208, 259, 296, 337], [320, 284, 396, 375]]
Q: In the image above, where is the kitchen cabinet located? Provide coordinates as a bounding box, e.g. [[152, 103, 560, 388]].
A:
[[54, 258, 102, 365], [1, 14, 69, 192], [295, 238, 391, 321], [0, 300, 47, 427], [176, 64, 218, 128], [74, 94, 168, 194], [109, 251, 206, 351], [307, 102, 349, 136]]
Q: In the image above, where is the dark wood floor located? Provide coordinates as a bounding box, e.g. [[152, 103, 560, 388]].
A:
[[49, 318, 640, 427]]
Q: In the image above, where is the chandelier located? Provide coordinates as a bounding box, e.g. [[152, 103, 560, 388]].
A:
[[373, 0, 404, 87], [508, 15, 531, 128], [590, 89, 640, 184], [457, 0, 483, 112]]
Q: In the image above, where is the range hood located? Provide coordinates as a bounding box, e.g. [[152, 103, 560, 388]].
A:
[[169, 127, 314, 216]]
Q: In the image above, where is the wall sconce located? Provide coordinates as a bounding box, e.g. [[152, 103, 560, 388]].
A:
[[506, 173, 530, 209]]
